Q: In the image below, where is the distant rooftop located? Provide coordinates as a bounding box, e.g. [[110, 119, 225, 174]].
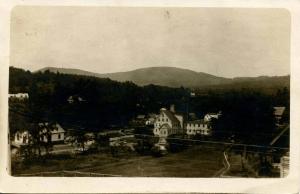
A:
[[274, 107, 286, 116]]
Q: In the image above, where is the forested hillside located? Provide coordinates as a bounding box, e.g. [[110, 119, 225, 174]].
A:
[[9, 66, 289, 145], [9, 67, 190, 131], [38, 66, 289, 92]]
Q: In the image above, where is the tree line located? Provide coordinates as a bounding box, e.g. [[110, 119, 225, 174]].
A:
[[9, 66, 289, 147]]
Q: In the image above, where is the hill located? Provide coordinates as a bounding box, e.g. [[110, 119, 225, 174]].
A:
[[37, 66, 289, 90], [37, 66, 229, 88]]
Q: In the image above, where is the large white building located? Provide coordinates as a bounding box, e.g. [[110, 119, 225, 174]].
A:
[[9, 93, 29, 100], [153, 106, 220, 139], [153, 107, 184, 138], [186, 120, 211, 136]]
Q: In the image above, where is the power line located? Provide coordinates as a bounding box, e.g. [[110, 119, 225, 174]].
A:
[[134, 133, 289, 150]]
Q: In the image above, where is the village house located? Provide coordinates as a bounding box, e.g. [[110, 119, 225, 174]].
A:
[[204, 112, 222, 122], [145, 113, 158, 126], [279, 152, 289, 177], [186, 119, 211, 136], [273, 106, 286, 124], [12, 123, 66, 146], [39, 123, 66, 144], [129, 114, 148, 127], [153, 105, 184, 138], [9, 93, 29, 100], [153, 105, 221, 139], [13, 131, 31, 146]]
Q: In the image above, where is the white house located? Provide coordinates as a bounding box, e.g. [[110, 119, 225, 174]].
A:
[[12, 123, 66, 146], [153, 107, 184, 137], [13, 131, 31, 146], [40, 123, 66, 143], [145, 113, 157, 126], [204, 112, 222, 122], [273, 106, 286, 124], [279, 152, 289, 178], [186, 120, 211, 136], [9, 93, 29, 100]]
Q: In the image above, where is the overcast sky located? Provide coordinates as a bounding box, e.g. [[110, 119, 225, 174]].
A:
[[10, 7, 290, 78]]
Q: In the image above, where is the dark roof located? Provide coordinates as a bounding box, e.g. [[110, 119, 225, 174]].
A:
[[205, 113, 220, 116], [137, 115, 146, 119], [186, 119, 208, 124], [161, 109, 180, 124], [148, 113, 158, 118]]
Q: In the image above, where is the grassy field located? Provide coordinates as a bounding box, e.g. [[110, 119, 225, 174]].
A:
[[11, 145, 225, 177]]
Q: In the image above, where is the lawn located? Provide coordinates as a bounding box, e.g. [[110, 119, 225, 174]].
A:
[[11, 145, 225, 177]]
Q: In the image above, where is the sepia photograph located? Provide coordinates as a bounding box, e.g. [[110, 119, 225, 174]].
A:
[[7, 6, 291, 179]]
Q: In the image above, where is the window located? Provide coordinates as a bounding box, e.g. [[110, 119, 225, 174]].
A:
[[17, 134, 19, 140], [162, 118, 164, 122], [58, 134, 61, 139], [166, 118, 168, 122]]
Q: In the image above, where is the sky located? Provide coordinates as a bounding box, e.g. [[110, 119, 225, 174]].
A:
[[10, 7, 290, 78]]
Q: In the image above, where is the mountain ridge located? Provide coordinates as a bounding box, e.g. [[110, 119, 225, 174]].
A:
[[37, 66, 290, 89]]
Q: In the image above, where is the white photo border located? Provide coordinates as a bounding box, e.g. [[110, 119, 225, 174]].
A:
[[0, 0, 299, 193]]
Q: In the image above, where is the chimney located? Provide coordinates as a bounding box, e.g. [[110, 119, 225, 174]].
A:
[[170, 104, 175, 113]]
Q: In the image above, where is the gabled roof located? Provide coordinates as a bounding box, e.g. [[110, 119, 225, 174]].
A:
[[39, 123, 65, 134], [137, 115, 146, 119], [52, 124, 65, 133], [161, 109, 180, 124], [274, 107, 286, 116]]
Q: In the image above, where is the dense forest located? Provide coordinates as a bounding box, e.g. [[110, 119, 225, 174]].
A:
[[9, 67, 189, 132], [9, 66, 289, 145]]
